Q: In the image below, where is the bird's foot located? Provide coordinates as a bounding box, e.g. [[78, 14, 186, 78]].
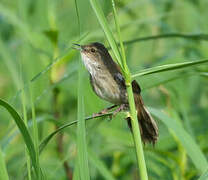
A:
[[113, 104, 128, 116], [92, 105, 117, 118]]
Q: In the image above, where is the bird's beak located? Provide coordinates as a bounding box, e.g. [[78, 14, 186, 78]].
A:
[[72, 43, 82, 51]]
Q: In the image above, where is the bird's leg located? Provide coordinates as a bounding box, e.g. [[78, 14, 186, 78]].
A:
[[113, 104, 129, 116], [93, 105, 118, 118]]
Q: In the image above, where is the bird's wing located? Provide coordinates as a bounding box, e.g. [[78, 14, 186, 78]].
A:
[[113, 72, 126, 88]]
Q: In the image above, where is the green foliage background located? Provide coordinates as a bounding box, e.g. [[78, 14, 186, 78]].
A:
[[0, 0, 208, 179]]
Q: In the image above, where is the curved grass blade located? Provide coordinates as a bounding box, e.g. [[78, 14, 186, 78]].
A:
[[33, 68, 76, 105], [142, 71, 208, 90], [0, 147, 9, 180], [29, 31, 87, 83], [123, 33, 208, 46], [39, 121, 76, 154], [132, 59, 208, 78], [0, 99, 38, 176], [1, 115, 54, 151], [39, 113, 111, 154], [149, 107, 208, 173], [1, 71, 75, 150]]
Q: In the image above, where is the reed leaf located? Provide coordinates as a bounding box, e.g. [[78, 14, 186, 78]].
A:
[[0, 99, 38, 176], [132, 59, 208, 78]]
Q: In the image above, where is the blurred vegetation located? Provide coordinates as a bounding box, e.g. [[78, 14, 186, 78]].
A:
[[0, 0, 208, 179]]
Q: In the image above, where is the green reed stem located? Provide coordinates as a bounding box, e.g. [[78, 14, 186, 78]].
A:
[[89, 0, 148, 179], [111, 1, 148, 179]]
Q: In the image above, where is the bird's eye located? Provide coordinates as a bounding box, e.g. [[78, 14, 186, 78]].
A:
[[91, 48, 96, 53]]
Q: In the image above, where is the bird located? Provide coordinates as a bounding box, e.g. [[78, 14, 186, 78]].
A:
[[73, 42, 158, 144]]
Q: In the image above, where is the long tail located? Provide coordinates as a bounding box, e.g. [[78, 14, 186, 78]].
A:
[[126, 81, 158, 144]]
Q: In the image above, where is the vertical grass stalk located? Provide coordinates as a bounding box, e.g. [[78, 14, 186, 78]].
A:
[[29, 84, 40, 179], [89, 0, 148, 179], [75, 0, 90, 179], [20, 77, 32, 180], [111, 1, 148, 179], [126, 85, 148, 179]]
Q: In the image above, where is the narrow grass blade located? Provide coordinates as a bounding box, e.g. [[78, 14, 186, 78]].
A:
[[1, 115, 54, 151], [0, 99, 38, 176], [30, 32, 87, 83], [0, 147, 9, 180], [29, 85, 40, 179], [39, 120, 77, 154], [76, 60, 90, 180], [75, 0, 90, 179], [111, 0, 128, 74], [20, 78, 32, 180], [39, 113, 111, 154], [149, 107, 208, 173], [123, 33, 208, 46], [73, 159, 80, 180], [132, 59, 208, 78], [89, 0, 123, 69]]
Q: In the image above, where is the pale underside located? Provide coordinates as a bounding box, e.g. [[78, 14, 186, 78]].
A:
[[81, 53, 127, 104]]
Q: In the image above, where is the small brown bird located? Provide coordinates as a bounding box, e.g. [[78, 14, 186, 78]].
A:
[[73, 42, 158, 144]]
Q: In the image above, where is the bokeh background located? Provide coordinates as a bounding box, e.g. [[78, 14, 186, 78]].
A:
[[0, 0, 208, 179]]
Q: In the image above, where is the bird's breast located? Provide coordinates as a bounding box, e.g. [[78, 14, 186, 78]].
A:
[[90, 73, 127, 104], [81, 53, 127, 104]]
